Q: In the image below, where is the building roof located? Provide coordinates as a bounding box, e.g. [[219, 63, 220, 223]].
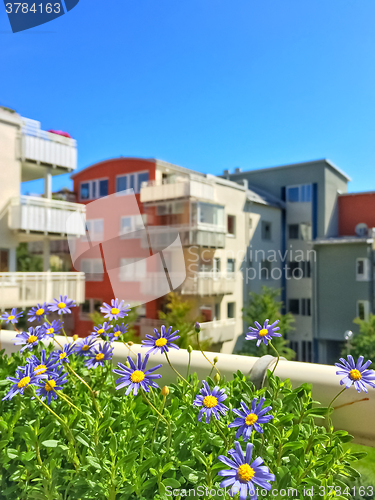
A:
[[313, 236, 373, 246], [246, 185, 285, 209], [223, 159, 352, 182]]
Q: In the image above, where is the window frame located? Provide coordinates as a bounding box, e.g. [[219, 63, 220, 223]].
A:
[[115, 170, 150, 195], [357, 300, 370, 321], [80, 178, 109, 201], [261, 221, 272, 240], [227, 214, 236, 236], [227, 302, 236, 319], [356, 258, 370, 281]]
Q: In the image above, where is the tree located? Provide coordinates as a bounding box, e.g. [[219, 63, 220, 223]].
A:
[[16, 243, 43, 272], [239, 286, 296, 360], [341, 314, 375, 368]]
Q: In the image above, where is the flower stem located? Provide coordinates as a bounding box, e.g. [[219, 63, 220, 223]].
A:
[[196, 333, 221, 377], [141, 389, 171, 452], [151, 394, 167, 452], [212, 418, 228, 448], [269, 341, 280, 376], [53, 389, 86, 416], [186, 350, 192, 379], [66, 364, 104, 418], [165, 352, 192, 387]]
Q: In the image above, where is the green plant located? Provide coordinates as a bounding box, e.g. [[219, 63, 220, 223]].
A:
[[342, 314, 375, 367], [16, 243, 43, 273]]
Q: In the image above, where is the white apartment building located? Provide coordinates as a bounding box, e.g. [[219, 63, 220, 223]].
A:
[[0, 106, 85, 313]]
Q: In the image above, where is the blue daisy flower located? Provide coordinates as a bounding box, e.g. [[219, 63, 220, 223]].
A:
[[35, 366, 68, 405], [193, 380, 229, 423], [228, 398, 274, 441], [2, 364, 44, 401], [335, 355, 375, 393], [27, 303, 50, 323], [25, 349, 59, 376], [108, 323, 129, 342], [1, 308, 23, 325], [113, 353, 162, 396], [41, 319, 63, 337], [141, 325, 180, 355], [49, 295, 76, 315], [92, 322, 113, 338], [13, 327, 45, 353], [218, 441, 275, 500], [53, 342, 76, 364], [74, 336, 98, 356], [100, 298, 130, 321], [245, 319, 281, 347], [84, 341, 114, 369]]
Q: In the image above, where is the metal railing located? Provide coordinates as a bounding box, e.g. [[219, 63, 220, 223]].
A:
[[181, 272, 236, 295]]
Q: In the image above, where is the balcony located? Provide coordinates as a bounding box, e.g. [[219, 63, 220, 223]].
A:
[[144, 224, 226, 250], [0, 272, 85, 309], [140, 178, 215, 203], [181, 272, 236, 295], [6, 196, 86, 238], [21, 117, 77, 179]]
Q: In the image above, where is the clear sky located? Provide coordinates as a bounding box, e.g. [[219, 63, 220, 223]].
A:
[[1, 0, 375, 195]]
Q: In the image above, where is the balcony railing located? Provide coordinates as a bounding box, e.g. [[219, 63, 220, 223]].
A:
[[140, 178, 215, 203], [21, 117, 77, 170], [144, 224, 226, 249], [0, 272, 85, 309], [181, 272, 236, 295], [7, 196, 86, 236]]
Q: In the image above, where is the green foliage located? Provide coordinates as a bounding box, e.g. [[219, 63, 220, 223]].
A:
[[0, 343, 365, 500], [240, 286, 296, 360], [342, 315, 375, 367], [16, 243, 43, 273]]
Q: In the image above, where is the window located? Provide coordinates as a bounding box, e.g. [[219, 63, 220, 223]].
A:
[[115, 171, 149, 194], [227, 302, 235, 319], [287, 184, 312, 202], [214, 257, 221, 273], [356, 258, 370, 281], [301, 261, 311, 278], [287, 186, 299, 202], [289, 299, 300, 315], [80, 298, 102, 319], [301, 298, 311, 316], [83, 219, 104, 242], [357, 300, 370, 321], [290, 341, 299, 361], [119, 215, 145, 237], [227, 258, 235, 273], [227, 215, 236, 236], [214, 303, 221, 320], [261, 260, 272, 280], [119, 258, 147, 281], [302, 341, 312, 362], [80, 179, 108, 200], [138, 172, 149, 188], [300, 223, 312, 241], [287, 261, 301, 278], [116, 176, 127, 192], [80, 183, 90, 200], [80, 258, 104, 281], [261, 221, 272, 240], [288, 224, 299, 239], [99, 179, 108, 197], [0, 249, 9, 272]]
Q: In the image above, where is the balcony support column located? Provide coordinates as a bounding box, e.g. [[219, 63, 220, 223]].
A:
[[44, 169, 52, 199], [43, 238, 51, 272]]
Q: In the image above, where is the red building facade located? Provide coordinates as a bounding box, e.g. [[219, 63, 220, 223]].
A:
[[338, 192, 375, 236]]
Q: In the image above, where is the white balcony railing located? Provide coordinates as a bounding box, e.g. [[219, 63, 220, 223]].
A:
[[144, 224, 226, 249], [7, 196, 86, 236], [21, 117, 77, 170], [181, 272, 236, 295], [0, 272, 85, 309], [140, 178, 215, 203]]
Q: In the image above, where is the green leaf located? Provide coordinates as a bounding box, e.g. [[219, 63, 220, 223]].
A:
[[41, 439, 59, 448], [180, 465, 200, 484], [163, 478, 181, 488], [193, 448, 207, 466]]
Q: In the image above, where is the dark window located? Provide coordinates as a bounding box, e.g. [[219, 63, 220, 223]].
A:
[[287, 186, 299, 202], [138, 172, 149, 190], [129, 174, 135, 192], [80, 183, 90, 200], [92, 181, 97, 199], [301, 261, 311, 278], [261, 260, 272, 280], [81, 300, 90, 314], [301, 184, 312, 202], [302, 341, 312, 362], [357, 259, 364, 276], [301, 298, 311, 316], [227, 258, 235, 273], [227, 215, 236, 235], [116, 176, 127, 192], [287, 261, 300, 278], [290, 341, 299, 360], [227, 302, 235, 318], [99, 179, 108, 197], [288, 224, 299, 239], [214, 303, 220, 320], [0, 249, 9, 272], [289, 299, 299, 315], [262, 221, 272, 240]]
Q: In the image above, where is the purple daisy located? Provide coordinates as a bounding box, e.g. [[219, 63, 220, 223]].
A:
[[193, 380, 229, 424], [113, 353, 162, 396], [49, 295, 76, 315], [35, 366, 68, 405], [108, 323, 129, 342], [74, 336, 98, 356], [1, 308, 23, 325], [141, 325, 180, 355], [335, 355, 375, 393], [100, 298, 130, 321], [41, 319, 63, 337], [25, 349, 59, 376], [228, 397, 274, 441], [92, 322, 113, 337], [53, 342, 76, 364], [27, 302, 50, 323], [2, 364, 45, 401], [84, 341, 113, 369], [218, 441, 275, 500], [13, 327, 45, 353], [245, 319, 281, 347]]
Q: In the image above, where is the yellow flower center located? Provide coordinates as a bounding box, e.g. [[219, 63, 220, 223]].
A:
[[58, 302, 66, 309], [155, 338, 167, 347], [8, 315, 15, 320], [34, 364, 47, 374], [17, 376, 31, 389], [349, 369, 362, 381], [96, 353, 105, 361], [111, 307, 120, 315], [97, 329, 105, 334], [36, 308, 45, 316], [130, 370, 145, 383], [60, 352, 67, 360], [47, 328, 54, 335], [114, 331, 121, 337], [203, 395, 218, 408], [237, 463, 255, 482], [82, 345, 90, 351], [28, 335, 38, 344], [45, 379, 56, 391], [245, 413, 258, 426], [259, 328, 268, 337]]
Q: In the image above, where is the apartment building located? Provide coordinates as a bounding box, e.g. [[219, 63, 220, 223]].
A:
[[224, 159, 351, 363], [0, 106, 85, 325]]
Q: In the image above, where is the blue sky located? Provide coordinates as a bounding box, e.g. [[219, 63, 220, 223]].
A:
[[1, 0, 375, 195]]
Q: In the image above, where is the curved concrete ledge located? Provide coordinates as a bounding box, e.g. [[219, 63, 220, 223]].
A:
[[1, 330, 374, 447]]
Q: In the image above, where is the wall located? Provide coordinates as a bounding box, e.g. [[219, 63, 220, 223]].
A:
[[338, 192, 375, 236]]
